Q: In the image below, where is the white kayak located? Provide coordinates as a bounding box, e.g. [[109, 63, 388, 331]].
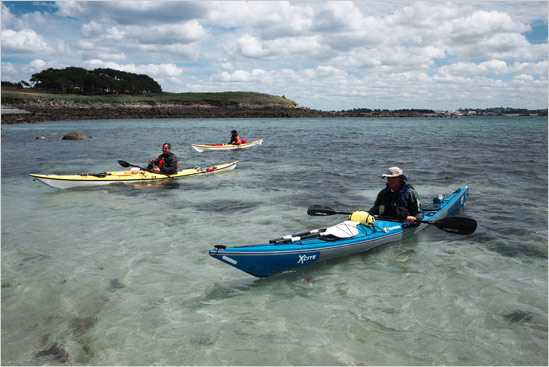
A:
[[190, 139, 263, 152], [30, 160, 239, 189]]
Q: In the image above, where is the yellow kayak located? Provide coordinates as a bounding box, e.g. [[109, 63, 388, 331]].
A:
[[30, 161, 239, 189], [190, 139, 263, 152]]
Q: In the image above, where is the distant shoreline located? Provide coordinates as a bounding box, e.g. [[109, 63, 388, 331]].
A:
[[0, 101, 339, 124], [2, 86, 546, 124], [1, 100, 546, 125]]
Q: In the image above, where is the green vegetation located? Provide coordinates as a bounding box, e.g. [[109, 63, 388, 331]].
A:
[[2, 65, 297, 106], [1, 87, 298, 106], [29, 67, 161, 95]]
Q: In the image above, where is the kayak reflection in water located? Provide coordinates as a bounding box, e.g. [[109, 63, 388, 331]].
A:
[[228, 130, 241, 145], [351, 166, 423, 225], [147, 143, 178, 174]]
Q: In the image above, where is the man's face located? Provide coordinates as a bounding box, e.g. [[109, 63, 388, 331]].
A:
[[162, 144, 171, 154], [387, 176, 401, 191]]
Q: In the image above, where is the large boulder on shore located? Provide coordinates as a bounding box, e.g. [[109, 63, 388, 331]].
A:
[[62, 131, 92, 140]]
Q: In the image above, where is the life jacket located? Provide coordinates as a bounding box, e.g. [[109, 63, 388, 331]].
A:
[[378, 183, 412, 219], [155, 153, 178, 170], [230, 135, 241, 145], [155, 156, 166, 168]]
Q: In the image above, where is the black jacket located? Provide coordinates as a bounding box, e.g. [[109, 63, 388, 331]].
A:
[[369, 182, 423, 220], [154, 152, 178, 174]]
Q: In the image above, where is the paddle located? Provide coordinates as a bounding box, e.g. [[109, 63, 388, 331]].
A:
[[269, 221, 360, 244], [269, 228, 325, 244], [307, 205, 477, 235], [118, 160, 147, 171]]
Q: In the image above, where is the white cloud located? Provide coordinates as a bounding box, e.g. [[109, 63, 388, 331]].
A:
[[77, 19, 207, 63], [509, 61, 548, 75], [83, 60, 183, 78], [1, 29, 52, 54], [1, 4, 15, 28], [29, 59, 47, 71], [1, 59, 60, 83], [312, 1, 365, 32], [232, 35, 276, 58], [217, 59, 234, 71], [127, 20, 208, 45], [208, 1, 314, 39], [1, 3, 51, 30], [513, 74, 535, 83], [81, 21, 104, 38], [216, 69, 267, 82], [57, 1, 209, 25], [439, 60, 510, 76]]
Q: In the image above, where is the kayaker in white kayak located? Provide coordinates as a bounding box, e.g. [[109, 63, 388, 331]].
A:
[[147, 143, 178, 174], [228, 130, 241, 145]]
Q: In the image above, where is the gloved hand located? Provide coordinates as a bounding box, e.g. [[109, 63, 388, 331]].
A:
[[349, 211, 375, 226]]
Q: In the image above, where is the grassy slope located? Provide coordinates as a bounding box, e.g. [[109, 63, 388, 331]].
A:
[[1, 88, 298, 106]]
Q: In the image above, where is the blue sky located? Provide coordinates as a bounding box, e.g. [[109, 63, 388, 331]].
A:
[[2, 1, 547, 110]]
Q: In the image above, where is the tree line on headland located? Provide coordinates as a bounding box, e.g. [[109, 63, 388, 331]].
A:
[[7, 67, 162, 95], [1, 67, 546, 124]]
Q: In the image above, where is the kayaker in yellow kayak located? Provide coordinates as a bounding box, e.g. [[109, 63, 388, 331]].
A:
[[350, 166, 423, 225], [228, 130, 242, 145], [147, 143, 178, 174]]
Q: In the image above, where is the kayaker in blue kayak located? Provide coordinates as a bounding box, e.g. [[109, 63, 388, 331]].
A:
[[228, 130, 242, 145], [349, 167, 423, 225], [366, 166, 423, 224], [147, 143, 178, 174]]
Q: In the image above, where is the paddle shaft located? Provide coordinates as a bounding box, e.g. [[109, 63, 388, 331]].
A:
[[118, 160, 199, 174], [271, 232, 324, 245], [309, 207, 424, 223], [270, 228, 326, 244], [306, 205, 477, 235], [117, 160, 147, 171]]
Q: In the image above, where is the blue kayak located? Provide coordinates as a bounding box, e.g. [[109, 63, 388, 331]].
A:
[[209, 187, 471, 277]]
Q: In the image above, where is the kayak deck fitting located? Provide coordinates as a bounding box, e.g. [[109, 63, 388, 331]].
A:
[[30, 160, 239, 189], [209, 187, 471, 278], [190, 139, 263, 152]]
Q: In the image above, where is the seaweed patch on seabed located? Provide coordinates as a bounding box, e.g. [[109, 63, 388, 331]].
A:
[[70, 316, 98, 336], [36, 342, 71, 363], [109, 278, 125, 289], [502, 310, 534, 323]]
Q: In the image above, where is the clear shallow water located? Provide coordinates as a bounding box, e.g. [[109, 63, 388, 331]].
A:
[[1, 116, 547, 365]]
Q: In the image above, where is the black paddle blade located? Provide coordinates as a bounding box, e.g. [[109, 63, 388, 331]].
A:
[[307, 205, 337, 216], [118, 160, 131, 168], [433, 216, 477, 235]]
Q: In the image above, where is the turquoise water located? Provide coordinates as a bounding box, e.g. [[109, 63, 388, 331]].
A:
[[2, 117, 547, 365]]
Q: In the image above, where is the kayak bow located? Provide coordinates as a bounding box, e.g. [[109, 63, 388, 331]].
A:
[[209, 187, 471, 277], [30, 160, 239, 189]]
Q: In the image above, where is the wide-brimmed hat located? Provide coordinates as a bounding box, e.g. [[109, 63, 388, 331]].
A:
[[381, 166, 407, 181]]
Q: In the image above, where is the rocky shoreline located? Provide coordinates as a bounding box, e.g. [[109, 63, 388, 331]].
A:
[[1, 99, 339, 124]]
